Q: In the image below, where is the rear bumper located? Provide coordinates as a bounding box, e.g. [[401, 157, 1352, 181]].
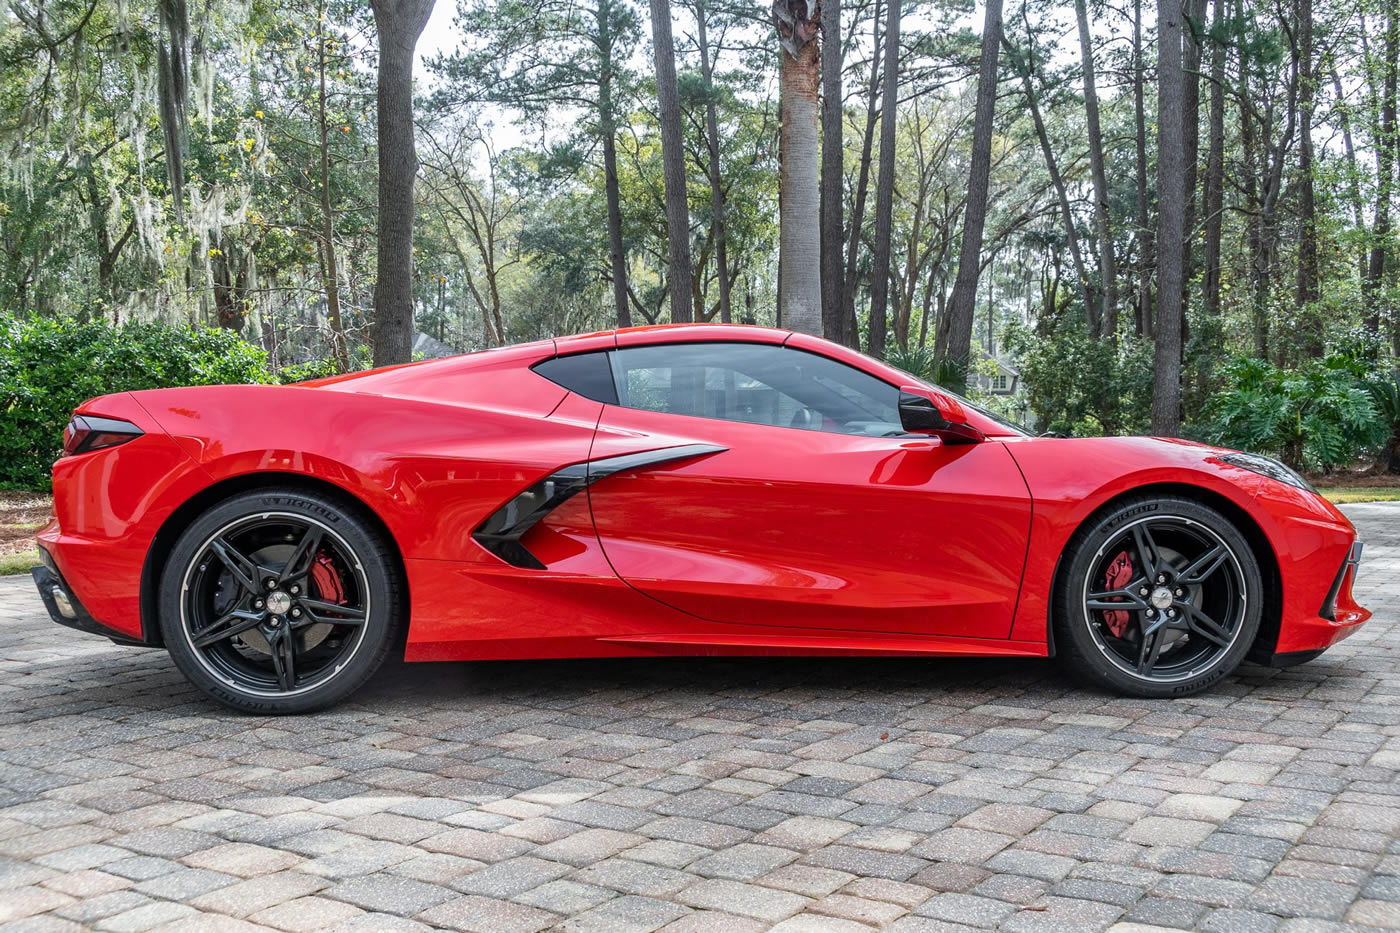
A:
[[29, 557, 153, 648]]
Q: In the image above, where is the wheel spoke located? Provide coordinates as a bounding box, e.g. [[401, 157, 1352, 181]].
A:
[[278, 526, 323, 585], [269, 628, 297, 691], [192, 610, 263, 648], [208, 538, 262, 595], [297, 598, 366, 625], [1136, 623, 1167, 676], [1181, 604, 1233, 649], [1178, 544, 1228, 586], [1087, 578, 1150, 612], [1131, 524, 1162, 579]]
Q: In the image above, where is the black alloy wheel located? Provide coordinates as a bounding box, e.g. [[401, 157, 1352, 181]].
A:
[[160, 488, 400, 713], [1055, 495, 1262, 697]]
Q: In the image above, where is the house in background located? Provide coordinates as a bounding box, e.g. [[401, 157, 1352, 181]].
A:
[[970, 351, 1021, 397]]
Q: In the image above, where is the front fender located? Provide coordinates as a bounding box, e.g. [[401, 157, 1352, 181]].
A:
[[1002, 436, 1358, 648]]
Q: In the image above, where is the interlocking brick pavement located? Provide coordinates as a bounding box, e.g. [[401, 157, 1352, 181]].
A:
[[1, 502, 1397, 932]]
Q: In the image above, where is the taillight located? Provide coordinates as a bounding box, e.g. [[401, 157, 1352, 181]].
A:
[[62, 415, 144, 456]]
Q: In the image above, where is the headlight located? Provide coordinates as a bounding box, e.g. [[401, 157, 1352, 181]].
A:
[[1218, 452, 1315, 492]]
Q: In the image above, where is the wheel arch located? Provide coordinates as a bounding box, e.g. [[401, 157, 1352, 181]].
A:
[[140, 471, 410, 648], [1048, 481, 1283, 660]]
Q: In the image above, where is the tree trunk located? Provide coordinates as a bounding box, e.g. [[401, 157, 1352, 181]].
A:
[[940, 0, 1003, 384], [693, 0, 732, 323], [867, 0, 901, 359], [1133, 0, 1153, 338], [1295, 0, 1320, 353], [1005, 36, 1095, 330], [775, 3, 823, 335], [1331, 63, 1371, 285], [1181, 0, 1207, 272], [1073, 0, 1116, 338], [1203, 0, 1226, 319], [648, 0, 693, 322], [369, 0, 435, 367], [1152, 0, 1187, 435], [1366, 5, 1398, 334], [318, 0, 350, 372], [840, 0, 883, 350], [819, 0, 845, 343]]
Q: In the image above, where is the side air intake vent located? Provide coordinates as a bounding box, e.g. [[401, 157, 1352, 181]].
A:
[[472, 445, 727, 569]]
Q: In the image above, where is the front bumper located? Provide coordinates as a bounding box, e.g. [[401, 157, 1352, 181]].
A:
[[1254, 537, 1370, 664], [30, 557, 152, 648]]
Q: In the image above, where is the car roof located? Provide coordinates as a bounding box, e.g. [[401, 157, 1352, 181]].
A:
[[554, 322, 792, 353]]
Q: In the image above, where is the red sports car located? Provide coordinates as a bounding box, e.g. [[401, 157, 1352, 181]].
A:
[[31, 324, 1370, 713]]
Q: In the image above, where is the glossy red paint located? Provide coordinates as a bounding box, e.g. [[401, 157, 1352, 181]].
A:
[[34, 324, 1368, 671]]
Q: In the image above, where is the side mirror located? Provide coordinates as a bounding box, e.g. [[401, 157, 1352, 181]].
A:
[[898, 385, 985, 444]]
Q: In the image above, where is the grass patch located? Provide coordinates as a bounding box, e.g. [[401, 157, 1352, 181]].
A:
[[0, 551, 37, 576], [1320, 487, 1400, 504]]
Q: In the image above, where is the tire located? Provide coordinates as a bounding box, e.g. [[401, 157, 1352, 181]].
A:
[[1053, 495, 1262, 698], [159, 487, 401, 714]]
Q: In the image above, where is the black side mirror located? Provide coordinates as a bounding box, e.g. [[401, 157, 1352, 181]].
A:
[[898, 391, 948, 432], [898, 386, 985, 444]]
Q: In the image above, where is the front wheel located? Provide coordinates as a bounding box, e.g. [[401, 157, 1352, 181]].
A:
[[159, 488, 401, 714], [1054, 495, 1262, 698]]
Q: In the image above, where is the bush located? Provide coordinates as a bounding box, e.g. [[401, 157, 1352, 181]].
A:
[[1368, 371, 1400, 474], [1002, 319, 1153, 437], [276, 357, 342, 384], [0, 316, 275, 490], [1203, 354, 1385, 470], [883, 344, 967, 391]]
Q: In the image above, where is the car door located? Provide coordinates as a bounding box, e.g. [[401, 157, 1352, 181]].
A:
[[581, 339, 1033, 640]]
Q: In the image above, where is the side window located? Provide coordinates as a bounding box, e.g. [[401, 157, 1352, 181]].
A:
[[609, 343, 903, 435], [533, 352, 618, 405]]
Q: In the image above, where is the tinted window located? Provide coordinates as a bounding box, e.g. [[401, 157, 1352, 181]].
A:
[[609, 343, 903, 435], [533, 352, 618, 405]]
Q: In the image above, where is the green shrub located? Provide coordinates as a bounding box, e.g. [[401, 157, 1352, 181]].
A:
[[1367, 370, 1400, 474], [883, 344, 968, 392], [276, 357, 342, 384], [1203, 354, 1385, 470], [0, 316, 275, 490], [1002, 319, 1153, 437]]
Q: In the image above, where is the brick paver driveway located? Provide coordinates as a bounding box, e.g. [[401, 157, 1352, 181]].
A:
[[2, 504, 1397, 933]]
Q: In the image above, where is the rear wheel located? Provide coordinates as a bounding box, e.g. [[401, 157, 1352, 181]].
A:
[[1054, 495, 1261, 698], [159, 488, 400, 714]]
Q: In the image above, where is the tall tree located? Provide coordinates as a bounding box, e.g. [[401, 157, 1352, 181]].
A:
[[1181, 0, 1207, 275], [1152, 0, 1187, 435], [1366, 4, 1399, 335], [370, 0, 436, 367], [692, 0, 732, 323], [1003, 32, 1095, 328], [820, 0, 846, 343], [773, 0, 823, 335], [1132, 0, 1153, 337], [316, 0, 351, 371], [1202, 0, 1227, 319], [841, 0, 884, 350], [939, 0, 1003, 383], [434, 0, 642, 329], [1072, 0, 1116, 338], [648, 0, 693, 322], [867, 0, 901, 358], [157, 0, 191, 220], [1295, 0, 1320, 354]]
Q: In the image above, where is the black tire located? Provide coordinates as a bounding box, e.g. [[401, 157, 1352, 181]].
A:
[[1054, 495, 1262, 698], [159, 487, 401, 714]]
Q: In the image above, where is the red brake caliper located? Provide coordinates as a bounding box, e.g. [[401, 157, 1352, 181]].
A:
[[1101, 550, 1134, 637], [310, 552, 348, 605]]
